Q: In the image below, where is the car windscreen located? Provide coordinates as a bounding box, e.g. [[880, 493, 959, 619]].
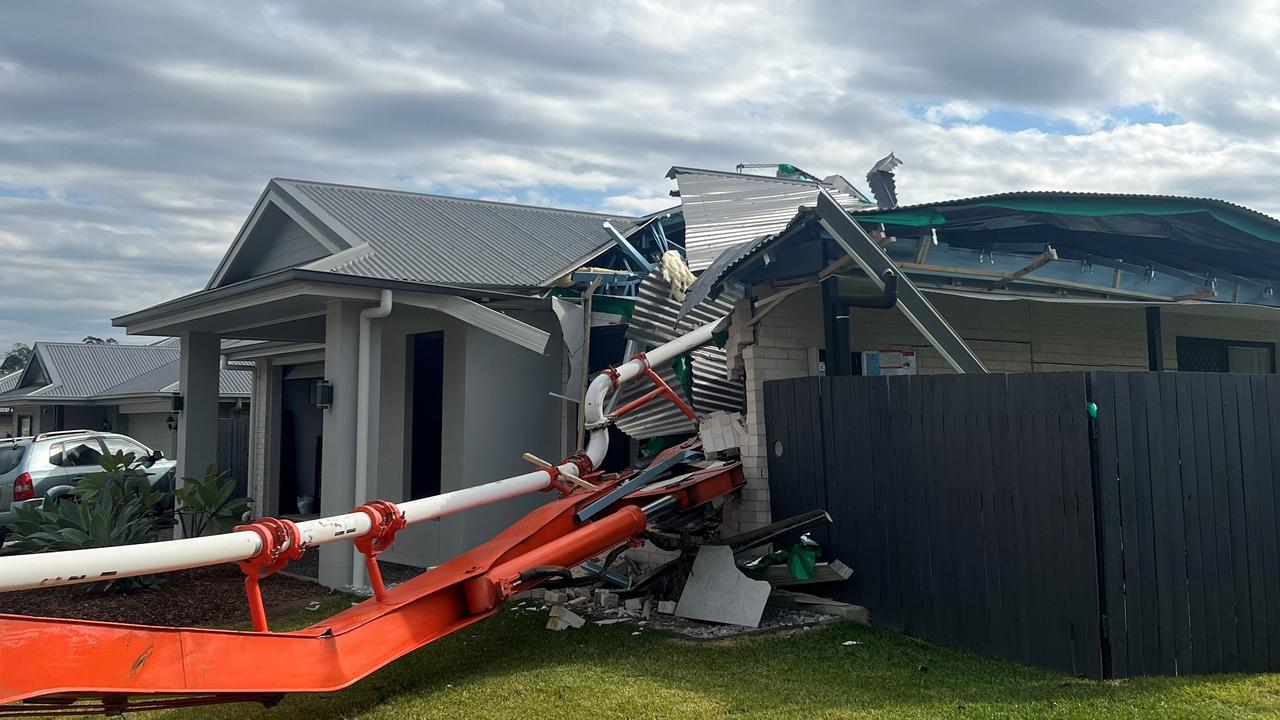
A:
[[0, 446, 25, 475]]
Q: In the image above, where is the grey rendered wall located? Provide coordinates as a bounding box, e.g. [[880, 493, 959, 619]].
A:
[[376, 307, 562, 568]]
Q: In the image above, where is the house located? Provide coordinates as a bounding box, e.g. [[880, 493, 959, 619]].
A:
[[0, 342, 252, 486], [0, 370, 18, 434], [111, 178, 669, 588], [671, 168, 1280, 534]]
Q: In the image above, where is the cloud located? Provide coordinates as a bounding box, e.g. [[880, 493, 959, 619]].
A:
[[1, 0, 1280, 351]]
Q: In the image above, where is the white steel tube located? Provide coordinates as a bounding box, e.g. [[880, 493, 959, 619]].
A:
[[0, 317, 721, 593]]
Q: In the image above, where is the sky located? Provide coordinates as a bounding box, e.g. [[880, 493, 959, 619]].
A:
[[2, 0, 1280, 353]]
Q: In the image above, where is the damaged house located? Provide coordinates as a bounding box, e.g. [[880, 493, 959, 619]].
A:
[[673, 160, 1280, 678]]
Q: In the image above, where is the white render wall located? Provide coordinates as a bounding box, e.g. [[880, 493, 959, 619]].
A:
[[726, 287, 1280, 533]]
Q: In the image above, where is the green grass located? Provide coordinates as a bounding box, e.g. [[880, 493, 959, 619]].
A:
[[128, 596, 1280, 720]]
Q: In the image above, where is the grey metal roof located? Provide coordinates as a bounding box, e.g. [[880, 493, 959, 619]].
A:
[[616, 266, 746, 440], [273, 179, 640, 288], [38, 343, 179, 398], [0, 343, 251, 403], [0, 370, 19, 395], [667, 167, 876, 271]]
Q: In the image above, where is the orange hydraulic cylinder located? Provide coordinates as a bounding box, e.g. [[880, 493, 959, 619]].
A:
[[463, 505, 647, 613]]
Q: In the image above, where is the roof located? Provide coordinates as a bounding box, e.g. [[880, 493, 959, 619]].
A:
[[262, 179, 639, 289], [849, 190, 1280, 279], [685, 189, 1280, 309], [667, 166, 877, 271], [0, 370, 19, 395], [0, 342, 251, 403]]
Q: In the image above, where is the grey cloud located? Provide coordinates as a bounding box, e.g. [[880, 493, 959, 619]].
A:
[[1, 0, 1280, 352]]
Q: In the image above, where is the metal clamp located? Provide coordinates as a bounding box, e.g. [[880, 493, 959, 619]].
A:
[[354, 500, 407, 602], [235, 517, 305, 632]]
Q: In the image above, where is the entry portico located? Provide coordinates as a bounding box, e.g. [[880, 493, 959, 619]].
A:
[[115, 179, 643, 588]]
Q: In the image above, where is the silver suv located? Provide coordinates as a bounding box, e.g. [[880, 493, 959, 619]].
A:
[[0, 430, 176, 543]]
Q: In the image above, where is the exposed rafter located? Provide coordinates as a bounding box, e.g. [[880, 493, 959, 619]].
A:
[[987, 247, 1058, 291]]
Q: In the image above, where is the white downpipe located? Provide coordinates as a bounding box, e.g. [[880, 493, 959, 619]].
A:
[[353, 289, 393, 587], [0, 318, 721, 594]]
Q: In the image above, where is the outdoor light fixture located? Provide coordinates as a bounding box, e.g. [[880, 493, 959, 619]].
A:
[[311, 379, 334, 410], [166, 415, 177, 432]]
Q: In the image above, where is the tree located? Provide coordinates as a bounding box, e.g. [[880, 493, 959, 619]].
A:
[[0, 343, 31, 374], [82, 336, 118, 345]]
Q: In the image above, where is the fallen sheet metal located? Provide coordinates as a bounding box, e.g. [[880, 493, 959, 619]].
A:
[[675, 544, 771, 627], [669, 167, 875, 270], [617, 265, 745, 440]]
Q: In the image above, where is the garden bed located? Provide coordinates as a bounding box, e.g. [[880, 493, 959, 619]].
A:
[[2, 563, 335, 628]]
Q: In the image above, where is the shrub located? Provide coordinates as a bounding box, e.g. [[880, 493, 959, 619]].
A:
[[175, 465, 252, 538], [8, 453, 252, 591], [8, 452, 177, 590]]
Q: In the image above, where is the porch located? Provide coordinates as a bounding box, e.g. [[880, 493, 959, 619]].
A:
[[114, 272, 565, 588]]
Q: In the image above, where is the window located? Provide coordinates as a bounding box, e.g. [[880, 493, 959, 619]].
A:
[[102, 436, 150, 462], [0, 446, 25, 474], [16, 416, 32, 437], [1176, 337, 1276, 374], [61, 439, 105, 468]]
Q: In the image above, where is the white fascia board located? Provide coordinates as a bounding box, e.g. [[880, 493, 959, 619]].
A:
[[396, 293, 550, 354]]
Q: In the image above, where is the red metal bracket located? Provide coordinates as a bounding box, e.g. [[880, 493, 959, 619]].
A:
[[234, 517, 305, 632], [536, 451, 604, 497], [607, 353, 698, 423], [354, 500, 407, 602], [603, 365, 622, 388]]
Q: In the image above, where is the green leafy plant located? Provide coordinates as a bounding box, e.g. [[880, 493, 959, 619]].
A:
[[8, 452, 176, 591], [175, 465, 252, 538]]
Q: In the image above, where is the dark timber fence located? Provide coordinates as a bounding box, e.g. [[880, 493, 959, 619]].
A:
[[763, 371, 1280, 678]]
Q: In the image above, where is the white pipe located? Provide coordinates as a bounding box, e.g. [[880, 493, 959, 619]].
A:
[[353, 289, 393, 587], [0, 317, 721, 593]]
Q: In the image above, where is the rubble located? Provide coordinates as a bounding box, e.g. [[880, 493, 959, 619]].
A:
[[546, 605, 585, 631], [675, 545, 771, 627]]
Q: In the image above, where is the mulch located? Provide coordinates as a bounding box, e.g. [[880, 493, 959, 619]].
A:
[[0, 564, 336, 628]]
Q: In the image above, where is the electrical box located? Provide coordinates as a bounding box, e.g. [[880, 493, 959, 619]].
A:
[[861, 350, 917, 376]]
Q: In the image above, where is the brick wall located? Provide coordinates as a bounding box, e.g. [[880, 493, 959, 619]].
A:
[[724, 287, 824, 535]]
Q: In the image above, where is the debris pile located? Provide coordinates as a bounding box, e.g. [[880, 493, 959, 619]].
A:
[[512, 448, 868, 639]]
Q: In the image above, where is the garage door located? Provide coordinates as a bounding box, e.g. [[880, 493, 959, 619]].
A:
[[127, 412, 175, 460]]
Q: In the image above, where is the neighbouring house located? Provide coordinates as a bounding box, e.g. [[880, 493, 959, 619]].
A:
[[0, 341, 253, 490], [670, 170, 1280, 678], [0, 370, 18, 433], [110, 178, 677, 588], [672, 170, 1280, 534]]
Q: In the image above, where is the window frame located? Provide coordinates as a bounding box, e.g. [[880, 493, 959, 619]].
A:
[[1175, 336, 1277, 374]]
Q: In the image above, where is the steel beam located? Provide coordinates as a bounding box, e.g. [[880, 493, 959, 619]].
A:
[[815, 190, 987, 374]]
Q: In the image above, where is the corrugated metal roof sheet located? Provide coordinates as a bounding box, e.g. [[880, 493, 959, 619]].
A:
[[275, 179, 639, 288], [0, 343, 251, 402], [617, 266, 745, 440], [668, 167, 876, 271], [39, 343, 178, 398], [0, 370, 20, 395], [847, 189, 1280, 224]]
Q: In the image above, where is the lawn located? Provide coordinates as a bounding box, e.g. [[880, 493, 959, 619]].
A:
[[129, 594, 1280, 720]]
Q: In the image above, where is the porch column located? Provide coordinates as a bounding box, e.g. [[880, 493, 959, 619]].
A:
[[177, 332, 220, 482], [1145, 306, 1164, 371], [319, 301, 361, 588]]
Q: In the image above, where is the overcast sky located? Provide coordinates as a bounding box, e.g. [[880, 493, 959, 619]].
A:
[[2, 0, 1279, 353]]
